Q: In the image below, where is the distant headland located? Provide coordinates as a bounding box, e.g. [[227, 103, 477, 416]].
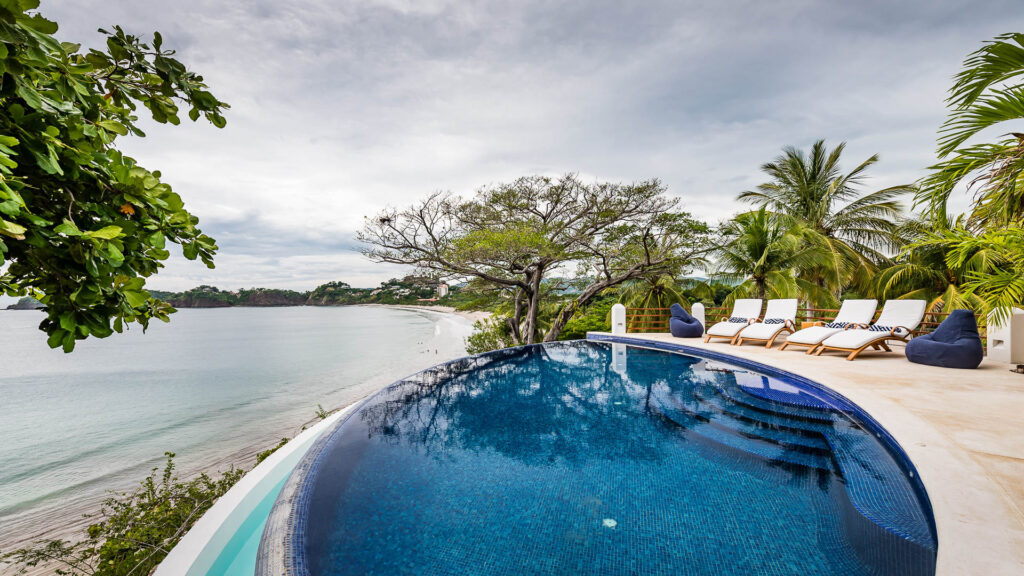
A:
[[4, 276, 467, 310], [151, 276, 458, 309]]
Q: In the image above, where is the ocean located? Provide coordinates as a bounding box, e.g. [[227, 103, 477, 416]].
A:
[[0, 305, 473, 550]]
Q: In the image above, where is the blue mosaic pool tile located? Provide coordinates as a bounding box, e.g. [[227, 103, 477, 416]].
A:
[[258, 338, 937, 576]]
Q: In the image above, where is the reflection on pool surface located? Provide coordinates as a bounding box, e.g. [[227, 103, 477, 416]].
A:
[[259, 341, 937, 576]]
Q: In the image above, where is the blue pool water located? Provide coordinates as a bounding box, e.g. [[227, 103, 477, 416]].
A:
[[261, 341, 937, 576]]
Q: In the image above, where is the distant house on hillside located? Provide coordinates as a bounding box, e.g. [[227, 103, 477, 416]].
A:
[[437, 283, 449, 298]]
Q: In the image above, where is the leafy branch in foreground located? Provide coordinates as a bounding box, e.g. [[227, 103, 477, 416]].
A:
[[0, 2, 227, 351], [1, 453, 244, 576]]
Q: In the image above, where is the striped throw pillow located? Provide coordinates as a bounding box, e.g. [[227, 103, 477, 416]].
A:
[[823, 321, 848, 328], [764, 318, 785, 325], [728, 317, 747, 323]]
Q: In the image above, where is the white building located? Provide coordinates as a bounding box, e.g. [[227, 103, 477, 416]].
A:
[[437, 283, 449, 298]]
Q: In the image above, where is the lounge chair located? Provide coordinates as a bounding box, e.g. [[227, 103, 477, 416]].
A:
[[779, 299, 878, 353], [814, 299, 928, 361], [703, 299, 763, 344], [734, 299, 798, 348]]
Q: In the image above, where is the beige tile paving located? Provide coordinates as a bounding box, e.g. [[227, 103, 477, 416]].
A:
[[590, 332, 1024, 576]]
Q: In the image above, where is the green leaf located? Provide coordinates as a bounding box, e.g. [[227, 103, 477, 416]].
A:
[[62, 331, 75, 353], [0, 218, 26, 239], [46, 328, 65, 349], [20, 14, 58, 35], [54, 220, 81, 236], [96, 120, 129, 136], [84, 225, 122, 240], [124, 289, 148, 308], [15, 84, 43, 110], [106, 243, 124, 265]]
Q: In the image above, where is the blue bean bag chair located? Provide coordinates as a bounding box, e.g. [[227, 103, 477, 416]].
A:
[[905, 309, 984, 369], [669, 303, 704, 338]]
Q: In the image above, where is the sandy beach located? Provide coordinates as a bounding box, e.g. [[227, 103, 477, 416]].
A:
[[363, 303, 493, 323]]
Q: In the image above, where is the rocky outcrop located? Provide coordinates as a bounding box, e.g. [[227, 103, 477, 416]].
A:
[[5, 297, 43, 310]]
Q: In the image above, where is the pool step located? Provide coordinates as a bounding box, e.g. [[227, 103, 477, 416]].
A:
[[715, 382, 836, 423], [653, 375, 937, 559], [651, 387, 836, 472], [671, 388, 832, 453], [686, 385, 836, 435]]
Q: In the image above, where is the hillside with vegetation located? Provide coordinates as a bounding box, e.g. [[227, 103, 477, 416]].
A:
[[154, 276, 465, 309]]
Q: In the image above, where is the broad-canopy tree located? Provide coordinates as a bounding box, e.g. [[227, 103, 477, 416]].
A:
[[0, 2, 226, 351], [358, 174, 713, 344]]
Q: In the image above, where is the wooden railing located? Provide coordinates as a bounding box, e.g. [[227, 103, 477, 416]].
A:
[[626, 305, 987, 342]]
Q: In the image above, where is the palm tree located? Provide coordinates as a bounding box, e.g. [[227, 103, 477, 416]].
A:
[[617, 274, 688, 309], [917, 33, 1024, 228], [714, 208, 833, 305], [911, 223, 1024, 325], [871, 219, 987, 314], [739, 140, 914, 291]]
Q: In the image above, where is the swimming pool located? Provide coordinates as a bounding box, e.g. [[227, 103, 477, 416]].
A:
[[258, 340, 937, 575]]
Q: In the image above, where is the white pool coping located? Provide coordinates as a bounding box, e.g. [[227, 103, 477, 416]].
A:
[[154, 404, 359, 576]]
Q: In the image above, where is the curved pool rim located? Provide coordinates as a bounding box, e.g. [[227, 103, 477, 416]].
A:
[[257, 335, 938, 575]]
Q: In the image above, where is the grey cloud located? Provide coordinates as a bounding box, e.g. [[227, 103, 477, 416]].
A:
[[40, 0, 1016, 289]]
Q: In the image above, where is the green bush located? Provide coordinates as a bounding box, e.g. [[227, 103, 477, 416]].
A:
[[2, 453, 244, 575]]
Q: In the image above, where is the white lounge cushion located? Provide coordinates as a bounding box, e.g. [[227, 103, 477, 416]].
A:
[[786, 325, 843, 345], [737, 299, 797, 341], [731, 299, 763, 320], [820, 300, 927, 350], [784, 299, 878, 346], [706, 298, 762, 338], [738, 322, 789, 341], [871, 299, 928, 331], [761, 298, 798, 322], [707, 321, 749, 337], [820, 328, 897, 350]]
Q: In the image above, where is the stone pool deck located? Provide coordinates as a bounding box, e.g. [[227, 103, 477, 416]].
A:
[[588, 332, 1024, 576]]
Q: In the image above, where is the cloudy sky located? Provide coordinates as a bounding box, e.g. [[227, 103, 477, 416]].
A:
[[45, 0, 1021, 290]]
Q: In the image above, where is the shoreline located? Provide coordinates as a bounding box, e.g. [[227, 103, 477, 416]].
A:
[[361, 303, 492, 323]]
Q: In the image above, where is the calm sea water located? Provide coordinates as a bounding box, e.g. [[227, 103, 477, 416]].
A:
[[0, 306, 472, 549]]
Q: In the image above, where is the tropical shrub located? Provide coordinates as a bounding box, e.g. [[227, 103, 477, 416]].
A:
[[1, 453, 244, 576], [871, 218, 986, 313]]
